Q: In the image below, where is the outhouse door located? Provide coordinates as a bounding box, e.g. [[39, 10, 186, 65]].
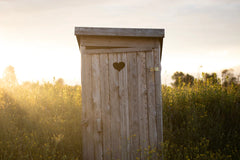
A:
[[75, 27, 164, 160]]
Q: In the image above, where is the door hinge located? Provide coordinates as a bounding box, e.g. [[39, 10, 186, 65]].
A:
[[150, 67, 160, 72]]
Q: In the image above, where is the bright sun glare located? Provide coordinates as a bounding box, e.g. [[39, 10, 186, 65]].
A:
[[0, 34, 81, 85]]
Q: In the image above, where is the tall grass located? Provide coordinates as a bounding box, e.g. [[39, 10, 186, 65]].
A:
[[0, 78, 239, 159], [162, 79, 240, 160], [0, 82, 82, 159]]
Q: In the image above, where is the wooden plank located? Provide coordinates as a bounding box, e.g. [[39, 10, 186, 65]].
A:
[[153, 44, 164, 160], [146, 50, 157, 159], [137, 52, 149, 160], [83, 47, 154, 55], [81, 54, 87, 160], [81, 54, 95, 160], [109, 54, 121, 160], [118, 53, 130, 160], [100, 54, 111, 160], [127, 53, 140, 160], [80, 36, 159, 48], [92, 55, 103, 160], [75, 27, 165, 38]]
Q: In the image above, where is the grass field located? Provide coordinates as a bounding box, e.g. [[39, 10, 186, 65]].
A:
[[0, 78, 239, 159]]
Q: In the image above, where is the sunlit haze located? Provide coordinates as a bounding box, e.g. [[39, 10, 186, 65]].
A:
[[1, 0, 240, 85]]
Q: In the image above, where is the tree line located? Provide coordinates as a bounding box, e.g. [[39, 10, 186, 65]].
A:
[[171, 69, 239, 87]]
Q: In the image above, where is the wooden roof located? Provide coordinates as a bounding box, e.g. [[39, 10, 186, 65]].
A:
[[75, 27, 165, 38]]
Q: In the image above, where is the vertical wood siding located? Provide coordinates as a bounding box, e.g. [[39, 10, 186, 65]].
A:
[[81, 49, 162, 160], [127, 53, 140, 160], [81, 54, 95, 160], [92, 55, 103, 160], [100, 54, 111, 160], [154, 45, 164, 155], [109, 54, 121, 160], [137, 52, 149, 160], [118, 53, 130, 160], [146, 51, 158, 158]]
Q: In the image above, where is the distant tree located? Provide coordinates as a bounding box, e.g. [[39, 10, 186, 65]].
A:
[[2, 65, 18, 87], [55, 78, 64, 86], [171, 72, 184, 87], [171, 71, 194, 87], [221, 69, 237, 86], [202, 72, 219, 84], [184, 74, 195, 86]]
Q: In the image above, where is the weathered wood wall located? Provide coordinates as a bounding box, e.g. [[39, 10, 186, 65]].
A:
[[81, 50, 163, 160], [77, 27, 164, 160]]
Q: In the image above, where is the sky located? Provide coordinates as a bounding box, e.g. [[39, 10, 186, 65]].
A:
[[0, 0, 240, 85]]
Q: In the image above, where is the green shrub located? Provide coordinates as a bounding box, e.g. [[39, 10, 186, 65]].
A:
[[162, 79, 240, 160]]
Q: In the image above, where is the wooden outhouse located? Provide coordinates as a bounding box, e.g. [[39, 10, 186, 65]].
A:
[[75, 27, 165, 160]]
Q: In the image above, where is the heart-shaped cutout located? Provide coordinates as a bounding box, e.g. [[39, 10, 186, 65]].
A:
[[113, 62, 125, 71]]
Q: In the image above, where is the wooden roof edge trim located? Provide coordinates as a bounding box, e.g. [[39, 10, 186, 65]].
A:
[[75, 27, 165, 38]]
